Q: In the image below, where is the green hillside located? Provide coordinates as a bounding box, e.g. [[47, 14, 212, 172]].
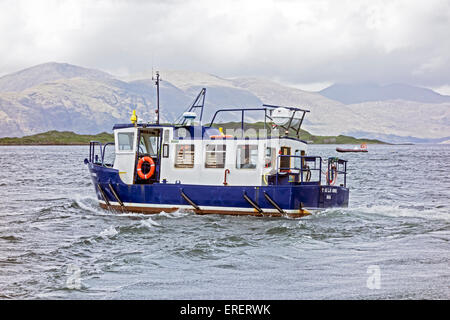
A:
[[0, 124, 386, 145], [0, 130, 114, 145]]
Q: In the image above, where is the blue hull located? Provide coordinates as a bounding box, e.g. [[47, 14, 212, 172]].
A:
[[88, 163, 349, 217]]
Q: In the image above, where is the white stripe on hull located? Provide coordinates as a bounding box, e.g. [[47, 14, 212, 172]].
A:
[[97, 200, 316, 215]]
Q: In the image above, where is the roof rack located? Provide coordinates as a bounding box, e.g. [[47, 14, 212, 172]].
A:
[[209, 105, 310, 139]]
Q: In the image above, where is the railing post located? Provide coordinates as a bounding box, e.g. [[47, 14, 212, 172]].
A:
[[300, 155, 303, 183], [276, 155, 279, 185], [241, 110, 244, 137], [319, 157, 322, 185], [344, 161, 347, 187], [99, 142, 103, 165], [327, 158, 331, 185]]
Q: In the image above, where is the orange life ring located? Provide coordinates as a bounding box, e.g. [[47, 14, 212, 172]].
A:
[[210, 135, 233, 139], [137, 156, 155, 180]]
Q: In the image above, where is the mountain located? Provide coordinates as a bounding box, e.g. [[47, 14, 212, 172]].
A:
[[0, 62, 113, 93], [319, 83, 450, 104], [0, 64, 197, 137], [0, 62, 449, 143]]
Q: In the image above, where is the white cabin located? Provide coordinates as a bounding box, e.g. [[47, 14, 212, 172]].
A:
[[112, 124, 308, 187]]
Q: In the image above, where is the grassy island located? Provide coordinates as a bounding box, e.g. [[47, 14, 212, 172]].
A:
[[0, 126, 385, 145], [0, 130, 114, 145]]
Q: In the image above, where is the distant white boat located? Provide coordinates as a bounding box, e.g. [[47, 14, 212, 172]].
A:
[[336, 143, 368, 153]]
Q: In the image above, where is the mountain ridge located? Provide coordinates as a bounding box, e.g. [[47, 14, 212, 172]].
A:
[[319, 83, 450, 104], [0, 62, 114, 93], [0, 62, 449, 143]]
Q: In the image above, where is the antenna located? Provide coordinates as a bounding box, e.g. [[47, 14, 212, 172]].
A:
[[152, 71, 161, 125]]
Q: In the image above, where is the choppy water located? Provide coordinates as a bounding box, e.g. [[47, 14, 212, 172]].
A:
[[0, 144, 449, 299]]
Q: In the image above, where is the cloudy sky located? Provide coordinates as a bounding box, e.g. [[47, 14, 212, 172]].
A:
[[1, 0, 449, 93]]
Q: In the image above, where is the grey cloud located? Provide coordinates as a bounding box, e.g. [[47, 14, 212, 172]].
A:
[[0, 0, 449, 88]]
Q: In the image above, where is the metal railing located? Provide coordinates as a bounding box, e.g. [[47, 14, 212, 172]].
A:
[[274, 155, 348, 187], [89, 141, 115, 167], [326, 157, 347, 187], [208, 105, 310, 139], [275, 155, 322, 185]]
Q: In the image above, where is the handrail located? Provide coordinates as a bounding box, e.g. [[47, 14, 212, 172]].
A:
[[102, 142, 115, 166], [89, 141, 114, 167], [89, 141, 103, 164], [326, 157, 347, 187]]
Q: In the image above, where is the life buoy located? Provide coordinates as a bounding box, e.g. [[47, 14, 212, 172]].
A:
[[326, 165, 337, 185], [137, 156, 155, 180], [210, 135, 233, 139], [304, 166, 311, 182]]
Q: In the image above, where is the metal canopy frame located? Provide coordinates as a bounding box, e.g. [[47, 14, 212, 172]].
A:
[[209, 108, 270, 137], [262, 104, 310, 138], [175, 88, 207, 125], [209, 104, 310, 139]]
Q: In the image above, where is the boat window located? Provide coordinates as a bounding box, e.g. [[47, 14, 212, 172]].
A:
[[117, 132, 135, 151], [205, 144, 226, 168], [139, 137, 148, 153], [280, 147, 291, 170], [139, 134, 158, 157], [236, 145, 258, 169], [294, 150, 301, 169], [175, 144, 195, 168], [265, 147, 276, 168], [162, 144, 169, 158]]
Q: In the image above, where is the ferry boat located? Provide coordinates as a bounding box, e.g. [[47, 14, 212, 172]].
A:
[[85, 76, 349, 218], [336, 143, 368, 153]]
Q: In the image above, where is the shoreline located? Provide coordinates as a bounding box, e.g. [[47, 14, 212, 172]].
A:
[[0, 142, 397, 146], [0, 129, 388, 146]]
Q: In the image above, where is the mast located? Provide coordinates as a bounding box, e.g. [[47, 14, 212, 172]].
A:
[[153, 71, 160, 125]]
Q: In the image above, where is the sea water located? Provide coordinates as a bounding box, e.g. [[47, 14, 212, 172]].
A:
[[0, 144, 448, 299]]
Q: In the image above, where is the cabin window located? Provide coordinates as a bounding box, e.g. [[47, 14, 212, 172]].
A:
[[117, 132, 135, 151], [294, 150, 301, 169], [280, 147, 291, 170], [139, 134, 159, 157], [236, 145, 258, 169], [139, 136, 148, 153], [162, 144, 169, 158], [175, 144, 195, 168], [265, 147, 276, 168], [205, 144, 226, 168]]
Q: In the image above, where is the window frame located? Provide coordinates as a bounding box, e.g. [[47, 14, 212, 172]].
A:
[[205, 144, 227, 169], [280, 146, 291, 171], [236, 144, 258, 170], [265, 147, 276, 168], [174, 144, 195, 168], [162, 144, 169, 158], [294, 149, 301, 169], [117, 132, 135, 153]]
